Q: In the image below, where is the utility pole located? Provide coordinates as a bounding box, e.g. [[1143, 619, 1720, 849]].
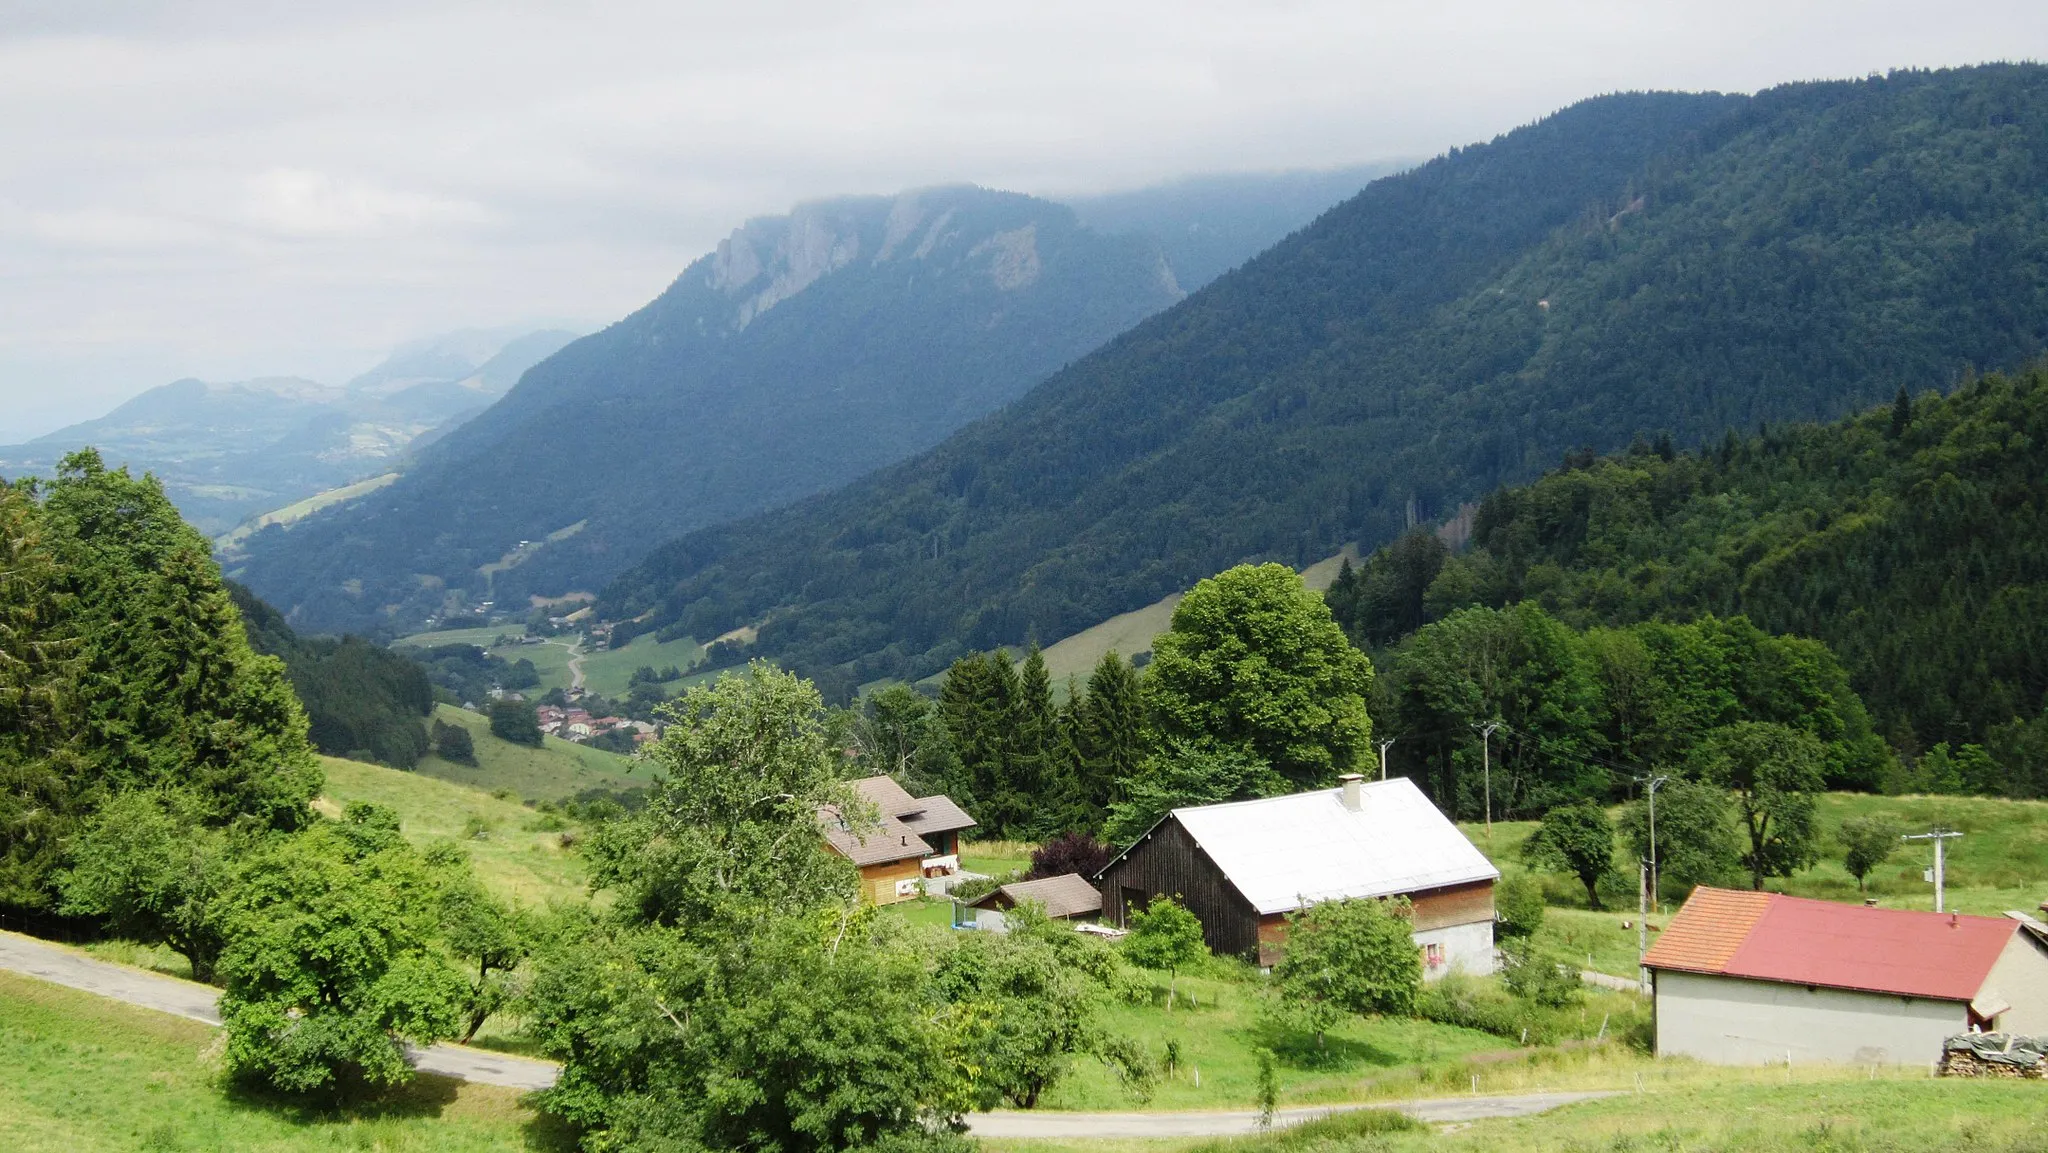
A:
[[1902, 829, 1964, 912], [1377, 737, 1396, 781], [1475, 722, 1501, 845], [1634, 774, 1669, 913], [1638, 859, 1651, 995]]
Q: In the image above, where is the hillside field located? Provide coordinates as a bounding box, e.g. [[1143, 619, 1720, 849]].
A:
[[412, 703, 645, 801], [396, 626, 708, 702], [316, 754, 589, 906]]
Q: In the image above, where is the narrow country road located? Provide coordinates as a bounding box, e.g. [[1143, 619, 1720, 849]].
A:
[[2, 929, 1616, 1128], [965, 1093, 1618, 1138], [539, 636, 587, 693], [0, 931, 561, 1091]]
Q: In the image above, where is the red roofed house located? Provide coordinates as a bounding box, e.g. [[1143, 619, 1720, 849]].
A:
[[819, 776, 978, 906], [1645, 887, 2048, 1065]]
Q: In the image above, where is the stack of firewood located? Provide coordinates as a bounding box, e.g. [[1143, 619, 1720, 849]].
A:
[[1939, 1034, 2048, 1079]]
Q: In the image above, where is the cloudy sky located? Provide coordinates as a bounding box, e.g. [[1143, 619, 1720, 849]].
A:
[[3, 1, 2044, 440]]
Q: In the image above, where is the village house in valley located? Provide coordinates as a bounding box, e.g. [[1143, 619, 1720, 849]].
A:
[[1645, 887, 2048, 1065], [1096, 774, 1499, 974], [820, 776, 978, 905]]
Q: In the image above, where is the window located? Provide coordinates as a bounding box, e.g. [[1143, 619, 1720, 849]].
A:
[[1422, 942, 1445, 969]]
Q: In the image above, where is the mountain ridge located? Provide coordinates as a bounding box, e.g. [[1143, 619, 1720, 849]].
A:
[[595, 66, 2048, 700]]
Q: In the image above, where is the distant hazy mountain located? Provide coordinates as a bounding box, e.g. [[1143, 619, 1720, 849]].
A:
[[1063, 162, 1406, 291], [234, 185, 1202, 633], [0, 329, 577, 536]]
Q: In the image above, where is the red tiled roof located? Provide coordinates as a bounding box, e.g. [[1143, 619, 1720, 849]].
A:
[[1646, 887, 2016, 1002]]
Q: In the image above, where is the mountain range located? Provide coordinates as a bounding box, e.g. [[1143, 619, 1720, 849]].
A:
[[583, 65, 2048, 700], [230, 169, 1394, 632], [0, 329, 576, 537]]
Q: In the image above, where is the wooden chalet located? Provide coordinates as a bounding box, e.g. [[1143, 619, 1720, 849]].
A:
[[1095, 774, 1499, 974], [820, 775, 978, 905]]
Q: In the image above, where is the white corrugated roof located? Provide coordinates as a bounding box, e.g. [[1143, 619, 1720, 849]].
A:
[[1171, 777, 1499, 915]]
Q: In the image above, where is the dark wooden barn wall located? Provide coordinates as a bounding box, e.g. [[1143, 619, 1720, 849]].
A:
[[1098, 818, 1261, 959]]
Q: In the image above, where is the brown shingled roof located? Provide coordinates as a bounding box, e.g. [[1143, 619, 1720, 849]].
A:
[[819, 809, 932, 867], [1643, 887, 1771, 973], [968, 873, 1104, 919], [847, 775, 978, 836]]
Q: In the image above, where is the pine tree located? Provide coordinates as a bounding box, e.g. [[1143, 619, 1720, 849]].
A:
[[1075, 651, 1145, 812]]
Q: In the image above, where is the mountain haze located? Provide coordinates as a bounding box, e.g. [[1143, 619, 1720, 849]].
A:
[[234, 186, 1195, 631], [0, 329, 575, 536], [598, 66, 2048, 699]]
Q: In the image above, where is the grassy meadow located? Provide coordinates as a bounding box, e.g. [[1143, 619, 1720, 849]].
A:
[[0, 970, 566, 1153], [412, 703, 644, 801], [316, 754, 589, 906]]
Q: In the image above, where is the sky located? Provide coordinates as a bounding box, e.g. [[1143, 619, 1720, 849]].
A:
[[3, 1, 2045, 441]]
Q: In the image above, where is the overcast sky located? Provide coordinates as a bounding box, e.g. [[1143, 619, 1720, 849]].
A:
[[3, 2, 2044, 440]]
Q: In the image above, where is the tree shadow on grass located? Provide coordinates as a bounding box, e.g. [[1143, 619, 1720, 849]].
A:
[[1244, 1019, 1403, 1072], [223, 1068, 465, 1124]]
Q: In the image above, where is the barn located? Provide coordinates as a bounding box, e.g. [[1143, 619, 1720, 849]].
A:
[[1645, 887, 2048, 1065], [1095, 774, 1499, 974]]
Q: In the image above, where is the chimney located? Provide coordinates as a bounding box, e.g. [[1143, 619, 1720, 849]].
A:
[[1339, 773, 1364, 812]]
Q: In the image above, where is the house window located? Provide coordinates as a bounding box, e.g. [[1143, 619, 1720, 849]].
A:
[[1422, 942, 1445, 970]]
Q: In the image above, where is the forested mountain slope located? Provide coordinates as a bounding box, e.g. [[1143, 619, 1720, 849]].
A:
[[233, 187, 1188, 633], [602, 66, 2048, 698], [1334, 366, 2048, 771]]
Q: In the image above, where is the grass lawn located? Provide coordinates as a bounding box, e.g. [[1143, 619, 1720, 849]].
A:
[[1041, 968, 1509, 1111], [414, 704, 645, 802], [0, 970, 566, 1152], [962, 839, 1036, 878], [316, 755, 589, 906]]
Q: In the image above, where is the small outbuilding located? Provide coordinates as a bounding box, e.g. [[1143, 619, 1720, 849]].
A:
[[966, 873, 1104, 931], [1645, 887, 2048, 1066], [1094, 774, 1499, 974]]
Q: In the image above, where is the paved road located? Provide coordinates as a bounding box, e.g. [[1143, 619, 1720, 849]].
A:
[[967, 1092, 1618, 1138], [0, 931, 562, 1091]]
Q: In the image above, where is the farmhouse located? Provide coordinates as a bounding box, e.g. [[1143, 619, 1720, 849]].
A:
[[820, 776, 977, 905], [1096, 774, 1499, 974], [1645, 887, 2048, 1065]]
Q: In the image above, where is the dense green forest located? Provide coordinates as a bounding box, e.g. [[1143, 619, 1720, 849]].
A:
[[598, 66, 2048, 701], [0, 452, 322, 914], [228, 583, 435, 769], [234, 188, 1190, 634], [1331, 365, 2048, 797]]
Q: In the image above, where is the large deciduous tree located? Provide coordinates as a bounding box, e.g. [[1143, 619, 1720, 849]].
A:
[[1618, 777, 1739, 899], [1145, 564, 1373, 790], [1694, 722, 1825, 890], [215, 809, 468, 1096], [1524, 800, 1616, 909]]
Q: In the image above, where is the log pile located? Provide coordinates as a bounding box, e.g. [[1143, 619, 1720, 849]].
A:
[[1939, 1033, 2048, 1079]]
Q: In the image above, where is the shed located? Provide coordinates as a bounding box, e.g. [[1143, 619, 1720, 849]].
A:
[[1645, 887, 2048, 1065], [967, 873, 1105, 921], [1095, 774, 1499, 974]]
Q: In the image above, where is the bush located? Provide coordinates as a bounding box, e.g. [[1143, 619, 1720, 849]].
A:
[[1026, 831, 1113, 880], [1498, 938, 1583, 1007], [431, 719, 476, 764], [487, 700, 542, 746], [1493, 873, 1544, 939]]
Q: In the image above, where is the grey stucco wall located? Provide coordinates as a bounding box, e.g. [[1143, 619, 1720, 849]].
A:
[[1654, 970, 1964, 1066], [1980, 931, 2048, 1034]]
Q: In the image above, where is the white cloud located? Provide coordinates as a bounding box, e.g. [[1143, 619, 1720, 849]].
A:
[[1, 0, 2045, 439]]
